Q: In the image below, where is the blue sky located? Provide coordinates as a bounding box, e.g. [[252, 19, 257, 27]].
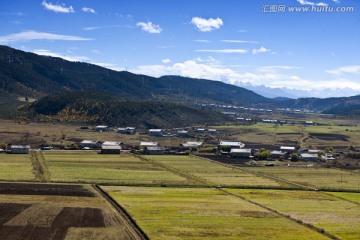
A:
[[0, 0, 359, 97]]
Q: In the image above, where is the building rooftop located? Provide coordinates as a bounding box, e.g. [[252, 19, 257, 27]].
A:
[[219, 141, 245, 148], [140, 142, 159, 146], [101, 145, 122, 150], [230, 148, 252, 153], [102, 141, 122, 146], [10, 145, 31, 149]]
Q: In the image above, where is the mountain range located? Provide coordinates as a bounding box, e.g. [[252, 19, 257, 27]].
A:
[[1, 45, 360, 119]]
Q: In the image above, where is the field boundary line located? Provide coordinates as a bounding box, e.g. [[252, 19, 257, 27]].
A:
[[92, 184, 149, 240], [192, 154, 318, 191], [218, 188, 339, 240], [321, 192, 360, 206], [30, 150, 51, 182], [130, 153, 211, 186]]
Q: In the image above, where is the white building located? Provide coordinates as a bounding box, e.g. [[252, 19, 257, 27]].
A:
[[10, 145, 30, 154], [149, 129, 163, 136], [229, 148, 252, 158]]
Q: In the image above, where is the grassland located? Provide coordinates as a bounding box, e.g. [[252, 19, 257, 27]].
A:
[[0, 154, 35, 181], [42, 151, 191, 185], [103, 186, 327, 240], [143, 155, 291, 188], [251, 167, 360, 191], [228, 189, 360, 240]]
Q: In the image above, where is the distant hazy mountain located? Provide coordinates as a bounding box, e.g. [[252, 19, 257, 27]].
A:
[[237, 82, 360, 99], [279, 96, 360, 114]]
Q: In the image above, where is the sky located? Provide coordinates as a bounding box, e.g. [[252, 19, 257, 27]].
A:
[[0, 0, 359, 97]]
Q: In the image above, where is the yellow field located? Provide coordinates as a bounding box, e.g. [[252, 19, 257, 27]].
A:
[[103, 186, 327, 240]]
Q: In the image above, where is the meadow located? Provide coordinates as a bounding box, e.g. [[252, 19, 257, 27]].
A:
[[103, 186, 327, 240], [228, 189, 360, 240]]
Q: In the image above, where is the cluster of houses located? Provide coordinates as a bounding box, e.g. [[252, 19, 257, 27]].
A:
[[78, 140, 205, 155], [77, 139, 335, 162], [92, 125, 220, 137], [0, 139, 336, 163], [227, 144, 335, 162], [197, 102, 315, 115]]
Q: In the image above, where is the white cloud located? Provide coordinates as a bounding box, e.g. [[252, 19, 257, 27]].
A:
[[0, 30, 93, 43], [238, 29, 247, 33], [191, 17, 223, 32], [33, 49, 124, 71], [252, 46, 271, 55], [91, 49, 101, 55], [83, 25, 133, 31], [193, 56, 216, 63], [193, 40, 211, 43], [134, 60, 240, 84], [33, 49, 90, 62], [297, 0, 328, 6], [136, 22, 162, 34], [157, 45, 175, 49], [196, 49, 248, 54], [162, 59, 171, 64], [42, 1, 74, 13], [222, 40, 258, 44], [82, 7, 96, 14], [258, 66, 302, 72], [326, 65, 360, 75], [133, 59, 360, 91]]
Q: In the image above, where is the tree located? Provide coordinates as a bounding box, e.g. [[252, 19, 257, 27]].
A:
[[291, 153, 299, 161], [220, 145, 231, 152], [0, 143, 7, 150], [255, 150, 271, 160]]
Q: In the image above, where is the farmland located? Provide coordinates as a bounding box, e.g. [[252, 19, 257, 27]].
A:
[[0, 151, 359, 239], [212, 123, 360, 149], [143, 155, 291, 188], [42, 151, 191, 186], [0, 154, 35, 181], [227, 189, 360, 240], [250, 167, 360, 191], [103, 186, 327, 240], [0, 183, 141, 240], [326, 192, 360, 204]]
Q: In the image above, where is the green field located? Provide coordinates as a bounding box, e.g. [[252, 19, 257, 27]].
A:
[[42, 151, 191, 185], [143, 155, 290, 188], [0, 153, 35, 181], [103, 186, 327, 240], [250, 167, 360, 191], [228, 189, 360, 240], [326, 192, 360, 204]]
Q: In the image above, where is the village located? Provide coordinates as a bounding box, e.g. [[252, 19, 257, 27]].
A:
[[1, 124, 343, 167]]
